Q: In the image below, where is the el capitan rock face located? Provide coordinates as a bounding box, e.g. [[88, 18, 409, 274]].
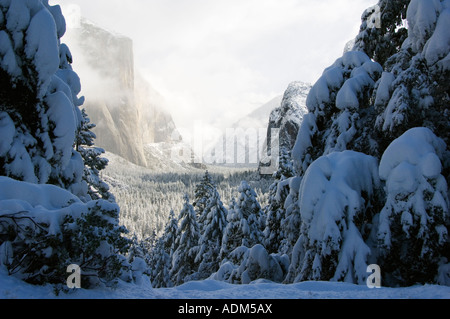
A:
[[65, 18, 178, 168]]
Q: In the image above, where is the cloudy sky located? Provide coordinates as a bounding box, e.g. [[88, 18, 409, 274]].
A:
[[52, 0, 375, 140]]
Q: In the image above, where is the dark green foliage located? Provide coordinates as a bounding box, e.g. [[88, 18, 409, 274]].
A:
[[193, 170, 215, 221], [379, 204, 448, 286], [0, 201, 130, 289], [195, 188, 228, 279], [170, 195, 200, 285], [264, 148, 295, 254], [354, 0, 410, 66], [63, 202, 130, 285], [77, 109, 115, 201]]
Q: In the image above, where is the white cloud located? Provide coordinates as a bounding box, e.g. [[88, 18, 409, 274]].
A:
[[53, 0, 376, 137]]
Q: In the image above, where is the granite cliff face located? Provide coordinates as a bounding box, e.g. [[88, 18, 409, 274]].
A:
[[65, 18, 178, 168], [259, 81, 311, 171], [266, 81, 311, 152], [135, 74, 178, 145]]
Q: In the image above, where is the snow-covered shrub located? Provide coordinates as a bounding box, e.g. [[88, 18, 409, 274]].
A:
[[0, 177, 129, 288], [214, 245, 287, 284], [239, 245, 285, 284], [377, 127, 449, 286], [287, 151, 381, 284], [126, 233, 154, 284]]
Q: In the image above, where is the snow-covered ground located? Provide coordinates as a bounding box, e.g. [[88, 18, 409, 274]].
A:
[[1, 268, 449, 299]]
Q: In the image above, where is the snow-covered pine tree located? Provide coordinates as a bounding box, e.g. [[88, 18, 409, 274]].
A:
[[150, 237, 172, 288], [287, 47, 385, 283], [292, 0, 449, 179], [367, 0, 450, 285], [171, 195, 200, 285], [279, 176, 302, 255], [216, 191, 290, 284], [263, 189, 285, 254], [0, 0, 130, 288], [372, 0, 450, 153], [285, 0, 449, 287], [217, 187, 290, 284], [195, 188, 228, 279], [76, 108, 114, 202], [292, 50, 383, 176], [237, 181, 264, 248], [377, 128, 449, 286], [220, 198, 245, 261], [147, 210, 178, 288], [276, 147, 296, 180], [286, 151, 381, 284], [0, 0, 86, 196], [163, 209, 179, 259], [193, 170, 215, 225], [220, 182, 265, 262], [353, 0, 409, 67], [263, 148, 295, 254]]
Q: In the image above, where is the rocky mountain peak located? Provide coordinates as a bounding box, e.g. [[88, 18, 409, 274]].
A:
[[259, 81, 311, 172]]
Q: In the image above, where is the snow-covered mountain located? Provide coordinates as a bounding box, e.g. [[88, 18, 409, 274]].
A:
[[204, 95, 283, 167], [259, 81, 311, 171], [64, 17, 182, 169]]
